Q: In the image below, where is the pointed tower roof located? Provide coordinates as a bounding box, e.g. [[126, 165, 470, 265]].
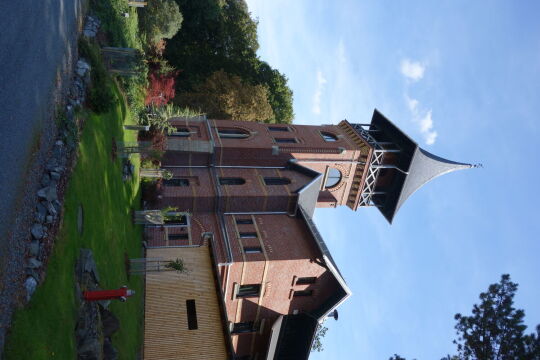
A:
[[353, 109, 472, 223], [394, 147, 472, 218]]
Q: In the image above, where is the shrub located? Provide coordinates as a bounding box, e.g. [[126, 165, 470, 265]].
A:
[[141, 0, 183, 45]]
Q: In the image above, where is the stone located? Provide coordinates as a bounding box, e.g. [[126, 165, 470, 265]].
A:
[[46, 158, 59, 170], [78, 336, 101, 360], [46, 215, 54, 224], [76, 300, 103, 360], [77, 249, 100, 283], [29, 240, 40, 256], [77, 59, 90, 71], [31, 223, 45, 239], [43, 201, 57, 217], [50, 171, 61, 180], [103, 337, 118, 360], [26, 267, 40, 282], [53, 200, 62, 214], [77, 67, 87, 77], [54, 166, 65, 174], [28, 257, 42, 269], [84, 29, 96, 38], [56, 139, 64, 146], [98, 300, 110, 309], [25, 276, 38, 301], [35, 209, 45, 223], [41, 173, 51, 187], [100, 309, 120, 337], [37, 186, 57, 202]]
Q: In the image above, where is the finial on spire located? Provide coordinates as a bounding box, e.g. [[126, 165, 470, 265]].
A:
[[472, 163, 483, 169]]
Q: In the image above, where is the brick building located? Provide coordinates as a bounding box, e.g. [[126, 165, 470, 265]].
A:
[[141, 109, 472, 359]]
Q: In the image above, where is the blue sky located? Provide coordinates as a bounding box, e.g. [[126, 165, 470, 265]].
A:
[[245, 1, 540, 359]]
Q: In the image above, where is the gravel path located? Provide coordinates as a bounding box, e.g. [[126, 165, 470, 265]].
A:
[[0, 0, 84, 355]]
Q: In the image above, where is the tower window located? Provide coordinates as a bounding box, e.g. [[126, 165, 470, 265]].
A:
[[236, 284, 261, 298], [325, 168, 342, 188], [163, 178, 190, 187], [244, 246, 262, 254], [269, 126, 290, 132], [321, 131, 338, 142], [263, 177, 291, 185], [274, 138, 297, 144], [239, 232, 257, 239], [293, 290, 313, 297], [296, 277, 317, 285], [218, 128, 250, 139], [219, 177, 246, 185], [236, 218, 253, 225]]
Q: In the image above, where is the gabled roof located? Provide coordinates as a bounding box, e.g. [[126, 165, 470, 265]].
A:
[[298, 206, 351, 321], [289, 160, 324, 218], [367, 109, 472, 223]]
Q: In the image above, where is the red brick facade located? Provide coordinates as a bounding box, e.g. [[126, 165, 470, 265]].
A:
[[144, 117, 364, 359]]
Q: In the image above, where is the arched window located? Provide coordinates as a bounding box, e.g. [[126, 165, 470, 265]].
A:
[[163, 178, 190, 187], [325, 168, 342, 188], [217, 128, 250, 139], [263, 177, 291, 185], [219, 177, 246, 185], [321, 131, 338, 142]]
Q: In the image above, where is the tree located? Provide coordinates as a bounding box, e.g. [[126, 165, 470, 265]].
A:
[[311, 325, 328, 352], [164, 0, 294, 123], [452, 274, 539, 360], [390, 274, 540, 360], [176, 70, 274, 122], [141, 0, 183, 44], [145, 72, 177, 106]]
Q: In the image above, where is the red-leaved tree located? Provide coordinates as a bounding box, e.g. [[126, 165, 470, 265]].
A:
[[145, 72, 177, 106]]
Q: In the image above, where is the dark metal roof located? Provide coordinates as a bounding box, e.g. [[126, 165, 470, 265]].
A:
[[269, 314, 318, 360], [368, 109, 472, 223]]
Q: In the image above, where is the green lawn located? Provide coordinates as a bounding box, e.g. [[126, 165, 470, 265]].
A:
[[4, 84, 144, 360]]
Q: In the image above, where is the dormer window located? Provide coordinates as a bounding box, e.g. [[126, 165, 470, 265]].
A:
[[321, 131, 338, 142]]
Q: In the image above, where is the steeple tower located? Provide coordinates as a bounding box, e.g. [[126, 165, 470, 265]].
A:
[[341, 109, 472, 223]]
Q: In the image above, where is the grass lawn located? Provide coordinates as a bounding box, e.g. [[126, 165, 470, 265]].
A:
[[4, 82, 144, 359]]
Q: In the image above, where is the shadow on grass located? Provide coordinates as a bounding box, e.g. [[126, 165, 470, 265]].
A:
[[4, 84, 144, 360]]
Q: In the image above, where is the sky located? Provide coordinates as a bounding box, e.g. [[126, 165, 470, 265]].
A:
[[245, 1, 540, 359]]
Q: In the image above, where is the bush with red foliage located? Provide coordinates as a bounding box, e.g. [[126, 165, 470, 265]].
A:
[[145, 72, 177, 106]]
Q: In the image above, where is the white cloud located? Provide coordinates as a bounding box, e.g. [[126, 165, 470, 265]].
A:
[[400, 59, 426, 82], [312, 70, 327, 115], [406, 96, 419, 112], [418, 110, 438, 145], [405, 95, 438, 145]]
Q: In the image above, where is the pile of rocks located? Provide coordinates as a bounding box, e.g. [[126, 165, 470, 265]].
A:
[[25, 48, 94, 301], [25, 138, 70, 300], [75, 249, 119, 360], [83, 15, 101, 38], [69, 59, 91, 108]]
